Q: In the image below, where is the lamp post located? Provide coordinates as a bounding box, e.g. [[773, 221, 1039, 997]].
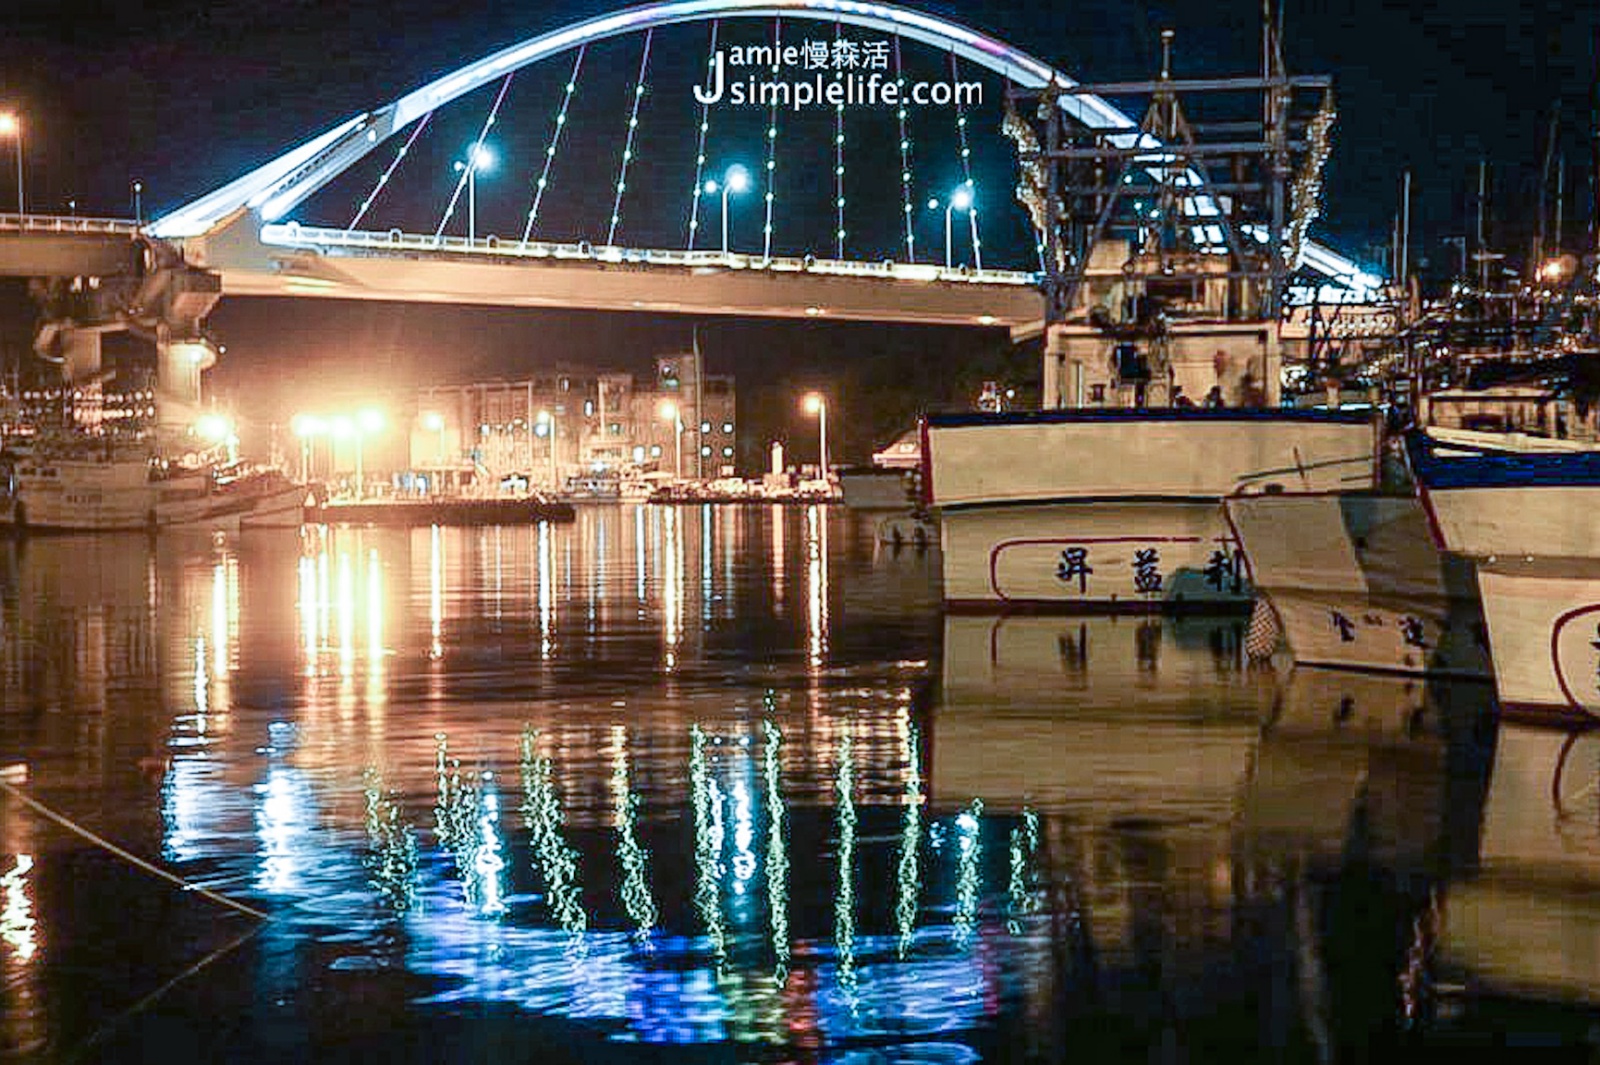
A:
[[291, 413, 328, 483], [454, 144, 496, 243], [132, 181, 143, 225], [536, 409, 558, 489], [0, 113, 23, 215], [928, 187, 973, 269], [658, 399, 683, 479], [803, 393, 828, 479], [356, 409, 383, 499], [703, 164, 751, 255]]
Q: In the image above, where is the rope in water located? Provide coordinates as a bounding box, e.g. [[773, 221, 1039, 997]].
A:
[[0, 779, 269, 921]]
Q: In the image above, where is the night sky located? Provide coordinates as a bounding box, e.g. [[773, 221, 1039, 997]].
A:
[[0, 0, 1594, 463]]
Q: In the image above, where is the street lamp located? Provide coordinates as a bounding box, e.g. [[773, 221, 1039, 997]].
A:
[[132, 181, 143, 224], [334, 409, 383, 500], [803, 392, 829, 478], [291, 413, 328, 482], [928, 187, 973, 269], [658, 399, 683, 480], [453, 143, 496, 243], [703, 164, 750, 255], [535, 409, 558, 489], [0, 113, 23, 215]]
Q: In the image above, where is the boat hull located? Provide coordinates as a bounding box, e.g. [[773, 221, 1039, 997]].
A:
[[1226, 493, 1491, 677], [1474, 559, 1600, 721], [0, 464, 307, 532], [925, 409, 1378, 608], [941, 499, 1250, 609]]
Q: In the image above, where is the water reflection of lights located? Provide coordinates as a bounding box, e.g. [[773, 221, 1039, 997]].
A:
[[662, 506, 683, 670], [689, 724, 728, 965], [953, 800, 983, 948], [538, 520, 554, 659], [1, 854, 37, 961], [701, 504, 714, 623], [472, 775, 509, 918], [835, 734, 857, 993], [428, 525, 444, 660], [896, 719, 924, 957], [763, 718, 790, 977], [634, 505, 647, 605], [610, 727, 658, 943], [299, 554, 319, 671], [591, 512, 607, 623], [257, 765, 315, 894], [1007, 809, 1040, 935], [366, 549, 384, 681], [770, 504, 785, 608], [805, 504, 829, 669], [434, 735, 485, 902], [363, 769, 419, 912], [192, 635, 208, 717], [337, 551, 355, 679], [211, 561, 229, 677], [520, 728, 587, 935]]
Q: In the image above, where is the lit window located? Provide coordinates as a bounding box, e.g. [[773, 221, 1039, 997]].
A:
[[632, 446, 646, 463], [700, 421, 711, 434], [722, 422, 734, 434], [584, 400, 594, 417], [722, 447, 734, 457], [700, 445, 712, 457], [650, 445, 662, 458]]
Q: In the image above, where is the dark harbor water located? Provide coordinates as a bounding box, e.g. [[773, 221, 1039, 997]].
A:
[[0, 505, 1595, 1061]]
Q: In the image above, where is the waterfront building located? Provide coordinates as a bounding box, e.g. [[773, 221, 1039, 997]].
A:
[[404, 353, 735, 494]]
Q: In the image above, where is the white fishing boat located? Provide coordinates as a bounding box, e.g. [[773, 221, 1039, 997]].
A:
[[924, 408, 1378, 609], [0, 436, 306, 532], [838, 427, 921, 512], [1408, 428, 1600, 720], [1225, 492, 1491, 677]]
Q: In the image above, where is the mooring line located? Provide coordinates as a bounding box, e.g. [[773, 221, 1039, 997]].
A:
[[0, 779, 269, 921], [65, 923, 263, 1064]]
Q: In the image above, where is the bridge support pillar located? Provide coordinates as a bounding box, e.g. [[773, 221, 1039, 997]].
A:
[[156, 337, 217, 433]]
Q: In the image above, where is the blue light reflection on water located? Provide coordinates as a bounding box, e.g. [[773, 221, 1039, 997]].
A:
[[0, 508, 1520, 1059]]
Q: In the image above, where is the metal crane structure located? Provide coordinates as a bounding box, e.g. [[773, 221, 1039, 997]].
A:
[[1006, 5, 1341, 409]]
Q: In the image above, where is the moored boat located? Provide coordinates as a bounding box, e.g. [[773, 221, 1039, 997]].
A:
[[1225, 491, 1491, 677], [1408, 428, 1600, 720], [0, 438, 306, 533], [924, 408, 1379, 609]]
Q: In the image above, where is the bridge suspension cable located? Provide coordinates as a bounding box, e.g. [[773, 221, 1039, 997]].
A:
[[761, 17, 782, 261], [893, 34, 917, 263], [434, 72, 515, 240], [686, 21, 719, 250], [346, 110, 433, 233], [949, 50, 982, 270], [522, 44, 586, 245], [833, 21, 847, 259], [607, 29, 654, 246]]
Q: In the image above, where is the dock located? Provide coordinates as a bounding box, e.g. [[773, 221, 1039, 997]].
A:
[[306, 497, 576, 526]]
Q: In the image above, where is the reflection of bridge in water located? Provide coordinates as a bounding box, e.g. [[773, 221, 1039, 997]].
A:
[[2, 509, 1558, 1055]]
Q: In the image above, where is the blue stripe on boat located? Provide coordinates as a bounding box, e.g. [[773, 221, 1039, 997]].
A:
[[1406, 430, 1600, 489]]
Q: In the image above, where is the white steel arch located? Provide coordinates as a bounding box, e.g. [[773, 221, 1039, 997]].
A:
[[149, 0, 1382, 294]]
